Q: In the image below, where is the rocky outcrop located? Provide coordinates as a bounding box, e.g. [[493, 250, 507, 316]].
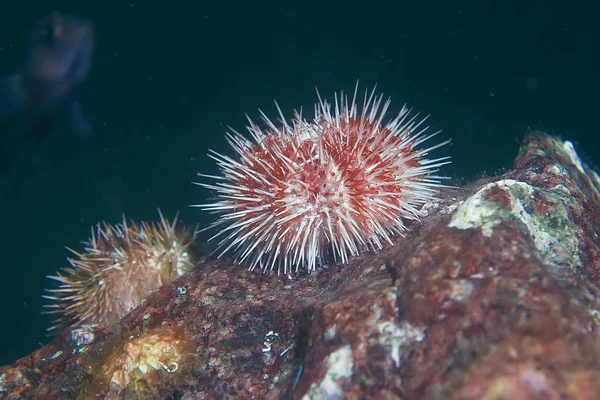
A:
[[2, 132, 600, 399]]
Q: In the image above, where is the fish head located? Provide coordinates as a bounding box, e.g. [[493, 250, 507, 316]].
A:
[[25, 11, 94, 95]]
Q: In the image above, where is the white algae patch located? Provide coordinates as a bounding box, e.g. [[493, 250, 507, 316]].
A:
[[378, 321, 427, 368], [448, 179, 582, 274], [447, 279, 475, 303], [448, 179, 530, 237], [304, 345, 353, 400], [324, 326, 337, 341], [562, 141, 585, 175]]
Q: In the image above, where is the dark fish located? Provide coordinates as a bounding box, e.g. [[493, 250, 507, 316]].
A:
[[0, 11, 94, 172]]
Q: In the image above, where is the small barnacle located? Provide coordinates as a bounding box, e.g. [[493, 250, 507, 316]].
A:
[[262, 330, 280, 353], [70, 324, 96, 346], [162, 361, 178, 374]]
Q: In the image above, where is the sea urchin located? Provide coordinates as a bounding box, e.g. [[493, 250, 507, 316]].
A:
[[194, 84, 451, 274], [42, 210, 197, 333]]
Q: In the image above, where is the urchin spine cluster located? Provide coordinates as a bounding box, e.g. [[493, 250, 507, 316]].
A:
[[194, 84, 451, 274], [42, 210, 196, 333]]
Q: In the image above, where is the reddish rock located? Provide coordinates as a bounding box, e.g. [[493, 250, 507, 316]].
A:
[[2, 132, 600, 399]]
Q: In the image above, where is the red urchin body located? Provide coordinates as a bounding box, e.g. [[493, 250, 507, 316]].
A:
[[195, 84, 450, 274]]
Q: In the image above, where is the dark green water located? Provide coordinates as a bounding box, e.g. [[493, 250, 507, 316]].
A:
[[0, 0, 598, 365]]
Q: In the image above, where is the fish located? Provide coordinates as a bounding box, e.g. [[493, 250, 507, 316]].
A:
[[0, 11, 94, 172]]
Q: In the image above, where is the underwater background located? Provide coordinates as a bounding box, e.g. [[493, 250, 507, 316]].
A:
[[0, 0, 597, 365]]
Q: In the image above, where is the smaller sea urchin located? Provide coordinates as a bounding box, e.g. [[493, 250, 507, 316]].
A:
[[194, 84, 451, 274], [42, 210, 197, 333]]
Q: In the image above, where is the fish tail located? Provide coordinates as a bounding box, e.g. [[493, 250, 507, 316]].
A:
[[0, 73, 29, 120]]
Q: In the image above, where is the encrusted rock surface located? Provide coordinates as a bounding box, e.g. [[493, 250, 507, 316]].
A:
[[2, 132, 600, 399]]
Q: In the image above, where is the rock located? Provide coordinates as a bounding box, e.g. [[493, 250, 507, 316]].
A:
[[2, 132, 600, 399]]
